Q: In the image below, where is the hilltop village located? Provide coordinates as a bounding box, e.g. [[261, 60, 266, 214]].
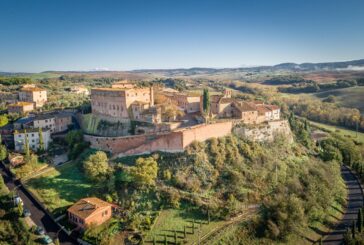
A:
[[83, 80, 289, 157], [0, 80, 290, 158], [0, 79, 296, 244]]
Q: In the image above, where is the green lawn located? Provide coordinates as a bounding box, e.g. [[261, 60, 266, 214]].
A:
[[308, 119, 364, 144], [25, 161, 93, 216], [144, 208, 225, 244]]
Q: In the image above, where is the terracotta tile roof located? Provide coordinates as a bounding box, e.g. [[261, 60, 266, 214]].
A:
[[219, 97, 235, 104], [92, 87, 127, 92], [210, 95, 222, 103], [67, 197, 111, 220], [265, 104, 280, 110], [251, 100, 264, 105], [20, 87, 46, 92], [255, 105, 271, 115], [233, 101, 257, 112]]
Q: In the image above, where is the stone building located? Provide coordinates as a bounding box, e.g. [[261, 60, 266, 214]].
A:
[[7, 102, 34, 114], [0, 92, 18, 104], [67, 197, 114, 229], [91, 84, 156, 120], [14, 112, 73, 134], [19, 87, 47, 108], [164, 92, 201, 114], [14, 128, 51, 152]]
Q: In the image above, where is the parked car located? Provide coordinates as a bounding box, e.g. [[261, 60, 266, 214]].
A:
[[14, 195, 23, 206], [41, 235, 53, 244], [35, 226, 45, 235], [23, 208, 31, 217]]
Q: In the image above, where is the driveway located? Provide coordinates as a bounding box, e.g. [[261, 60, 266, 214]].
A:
[[0, 163, 77, 245], [323, 165, 364, 244]]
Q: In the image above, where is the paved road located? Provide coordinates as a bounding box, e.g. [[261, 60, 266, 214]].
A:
[[0, 163, 77, 245], [323, 165, 364, 244]]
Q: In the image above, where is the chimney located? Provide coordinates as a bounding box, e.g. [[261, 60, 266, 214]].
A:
[[150, 85, 154, 107]]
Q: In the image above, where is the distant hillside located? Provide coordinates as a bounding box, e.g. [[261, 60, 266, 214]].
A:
[[2, 58, 364, 78], [131, 59, 364, 77]]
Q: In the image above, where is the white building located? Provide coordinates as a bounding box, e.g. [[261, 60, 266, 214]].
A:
[[14, 128, 51, 152]]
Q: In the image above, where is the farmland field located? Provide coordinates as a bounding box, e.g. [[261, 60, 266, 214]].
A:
[[307, 119, 364, 144], [314, 86, 364, 114]]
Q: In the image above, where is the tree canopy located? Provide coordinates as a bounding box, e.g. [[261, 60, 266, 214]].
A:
[[83, 151, 110, 182], [129, 157, 158, 187]]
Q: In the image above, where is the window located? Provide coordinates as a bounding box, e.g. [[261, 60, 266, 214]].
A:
[[31, 134, 34, 137]]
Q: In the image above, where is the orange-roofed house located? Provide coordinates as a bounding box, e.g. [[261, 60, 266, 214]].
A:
[[7, 102, 34, 114], [19, 87, 47, 108], [67, 197, 113, 229]]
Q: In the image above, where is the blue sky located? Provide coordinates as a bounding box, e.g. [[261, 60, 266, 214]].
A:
[[1, 0, 364, 72]]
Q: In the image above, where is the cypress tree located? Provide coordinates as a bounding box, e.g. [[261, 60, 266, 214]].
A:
[[202, 88, 210, 115], [358, 209, 363, 232], [164, 234, 167, 245], [184, 226, 186, 238], [352, 220, 356, 239], [24, 130, 30, 161], [153, 236, 156, 245], [174, 229, 177, 244], [304, 119, 309, 131], [38, 127, 45, 153], [207, 209, 210, 224]]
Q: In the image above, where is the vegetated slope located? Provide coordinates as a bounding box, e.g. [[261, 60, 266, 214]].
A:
[[114, 120, 346, 244], [314, 86, 364, 114]]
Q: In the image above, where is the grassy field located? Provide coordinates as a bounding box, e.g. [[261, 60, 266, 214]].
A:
[[308, 119, 364, 144], [25, 161, 93, 216], [144, 208, 226, 244], [314, 86, 364, 114]]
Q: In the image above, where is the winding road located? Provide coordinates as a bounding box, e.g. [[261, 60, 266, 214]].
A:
[[323, 165, 364, 244], [0, 163, 76, 245]]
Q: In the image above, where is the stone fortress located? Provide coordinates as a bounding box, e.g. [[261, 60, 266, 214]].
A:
[[83, 80, 292, 157]]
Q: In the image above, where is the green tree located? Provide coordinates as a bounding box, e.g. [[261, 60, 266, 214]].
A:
[[65, 130, 83, 146], [24, 131, 30, 161], [202, 88, 210, 114], [0, 115, 8, 127], [359, 209, 363, 233], [352, 220, 356, 239], [17, 202, 23, 216], [0, 145, 7, 161], [129, 157, 158, 187], [38, 128, 45, 153], [83, 151, 110, 182]]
